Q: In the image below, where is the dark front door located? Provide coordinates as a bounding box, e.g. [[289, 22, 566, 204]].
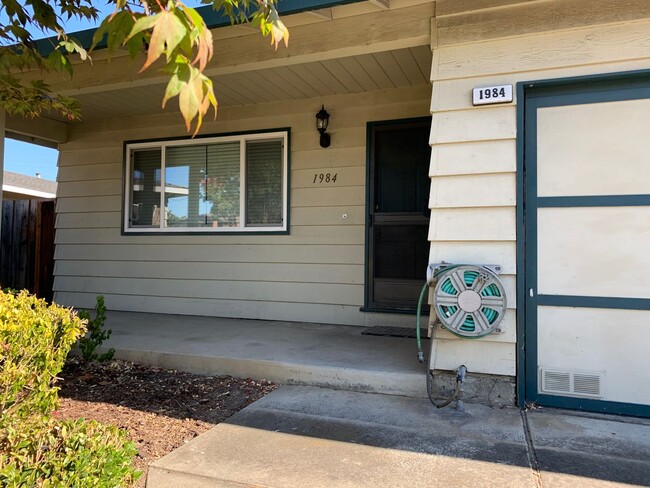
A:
[[366, 119, 431, 311]]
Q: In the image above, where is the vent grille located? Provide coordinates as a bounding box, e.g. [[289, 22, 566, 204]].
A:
[[540, 368, 603, 399], [574, 374, 602, 396], [543, 371, 571, 393]]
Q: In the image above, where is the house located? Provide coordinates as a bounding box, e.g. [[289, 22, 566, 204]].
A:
[[2, 171, 57, 200], [1, 0, 648, 418]]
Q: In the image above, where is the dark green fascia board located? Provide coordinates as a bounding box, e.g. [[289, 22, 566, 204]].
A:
[[34, 0, 366, 56]]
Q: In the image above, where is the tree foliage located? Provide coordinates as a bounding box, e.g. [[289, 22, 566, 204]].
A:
[[0, 0, 289, 133]]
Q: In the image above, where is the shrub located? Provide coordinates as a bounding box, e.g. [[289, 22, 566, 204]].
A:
[[77, 296, 115, 362], [1, 417, 139, 487], [0, 291, 139, 487], [0, 290, 86, 419]]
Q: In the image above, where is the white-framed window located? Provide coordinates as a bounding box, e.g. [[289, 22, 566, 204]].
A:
[[124, 130, 289, 233]]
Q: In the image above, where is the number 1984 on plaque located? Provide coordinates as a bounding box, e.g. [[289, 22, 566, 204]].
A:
[[472, 85, 513, 106]]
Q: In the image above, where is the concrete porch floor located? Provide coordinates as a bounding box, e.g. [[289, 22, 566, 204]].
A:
[[101, 311, 431, 397]]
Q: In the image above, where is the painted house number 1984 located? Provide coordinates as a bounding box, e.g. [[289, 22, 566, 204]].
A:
[[313, 173, 338, 184]]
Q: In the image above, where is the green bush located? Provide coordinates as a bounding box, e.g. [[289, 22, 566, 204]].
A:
[[77, 296, 115, 362], [0, 291, 140, 487], [1, 417, 139, 487], [0, 290, 85, 419]]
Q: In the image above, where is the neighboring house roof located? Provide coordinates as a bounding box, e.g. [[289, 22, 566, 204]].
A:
[[2, 171, 57, 199]]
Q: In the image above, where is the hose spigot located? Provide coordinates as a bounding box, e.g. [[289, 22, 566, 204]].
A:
[[456, 365, 467, 383]]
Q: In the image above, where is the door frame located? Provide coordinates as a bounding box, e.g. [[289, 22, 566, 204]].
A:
[[363, 116, 432, 313], [516, 70, 650, 418]]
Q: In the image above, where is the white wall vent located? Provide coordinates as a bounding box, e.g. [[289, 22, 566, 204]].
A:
[[539, 368, 603, 399]]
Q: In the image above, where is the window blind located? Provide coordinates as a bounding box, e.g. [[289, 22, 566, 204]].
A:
[[246, 140, 283, 226], [206, 142, 241, 228]]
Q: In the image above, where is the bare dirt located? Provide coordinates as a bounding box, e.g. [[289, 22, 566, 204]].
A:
[[57, 359, 276, 485]]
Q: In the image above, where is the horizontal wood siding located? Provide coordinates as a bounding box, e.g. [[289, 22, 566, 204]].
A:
[[54, 85, 431, 327], [428, 0, 650, 375]]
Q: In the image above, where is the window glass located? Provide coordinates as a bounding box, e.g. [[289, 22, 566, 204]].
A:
[[206, 142, 241, 228], [246, 140, 283, 226], [130, 149, 161, 227], [165, 144, 205, 227]]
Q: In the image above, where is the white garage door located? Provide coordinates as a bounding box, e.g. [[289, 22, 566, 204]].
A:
[[523, 75, 650, 417]]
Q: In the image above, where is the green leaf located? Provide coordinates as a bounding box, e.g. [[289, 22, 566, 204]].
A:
[[126, 34, 145, 59], [133, 10, 188, 71], [95, 11, 137, 54], [163, 72, 184, 108], [46, 50, 72, 77], [180, 5, 206, 33], [91, 14, 114, 51], [179, 69, 202, 131], [126, 13, 160, 42]]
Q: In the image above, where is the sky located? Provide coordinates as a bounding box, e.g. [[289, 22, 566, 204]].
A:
[[4, 140, 59, 181]]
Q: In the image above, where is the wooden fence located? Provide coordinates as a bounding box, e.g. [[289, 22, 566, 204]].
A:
[[0, 199, 55, 301]]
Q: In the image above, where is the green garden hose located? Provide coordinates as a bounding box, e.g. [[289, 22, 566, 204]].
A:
[[416, 282, 428, 363], [416, 264, 461, 362], [418, 264, 489, 410]]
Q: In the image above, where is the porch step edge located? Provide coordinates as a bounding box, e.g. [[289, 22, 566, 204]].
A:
[[108, 347, 428, 398]]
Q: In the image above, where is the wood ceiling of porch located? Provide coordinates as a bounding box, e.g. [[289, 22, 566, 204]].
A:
[[73, 45, 432, 121]]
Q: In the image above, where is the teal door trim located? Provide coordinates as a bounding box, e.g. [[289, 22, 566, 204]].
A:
[[517, 70, 650, 418]]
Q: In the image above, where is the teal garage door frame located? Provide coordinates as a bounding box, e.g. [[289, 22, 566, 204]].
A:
[[516, 70, 650, 418]]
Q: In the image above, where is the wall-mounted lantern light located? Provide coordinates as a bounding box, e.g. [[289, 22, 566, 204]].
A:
[[316, 105, 330, 148]]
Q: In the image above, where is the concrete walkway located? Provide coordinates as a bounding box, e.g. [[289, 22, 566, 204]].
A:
[[102, 311, 431, 397], [148, 386, 650, 488], [104, 312, 649, 487]]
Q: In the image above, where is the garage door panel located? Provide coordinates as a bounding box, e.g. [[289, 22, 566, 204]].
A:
[[525, 77, 650, 415], [537, 206, 650, 298], [538, 306, 650, 405], [537, 99, 650, 197]]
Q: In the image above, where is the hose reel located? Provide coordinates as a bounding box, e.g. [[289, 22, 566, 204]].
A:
[[427, 264, 507, 338]]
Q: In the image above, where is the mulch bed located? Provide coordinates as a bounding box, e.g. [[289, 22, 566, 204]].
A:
[[57, 358, 276, 486]]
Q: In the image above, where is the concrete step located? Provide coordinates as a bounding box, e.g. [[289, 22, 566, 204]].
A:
[[102, 311, 431, 398], [113, 346, 427, 397]]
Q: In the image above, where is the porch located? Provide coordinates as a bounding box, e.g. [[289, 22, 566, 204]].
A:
[[100, 311, 431, 398]]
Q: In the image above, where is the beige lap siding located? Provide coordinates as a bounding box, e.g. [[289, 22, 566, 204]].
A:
[[428, 0, 650, 376], [54, 85, 430, 327]]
